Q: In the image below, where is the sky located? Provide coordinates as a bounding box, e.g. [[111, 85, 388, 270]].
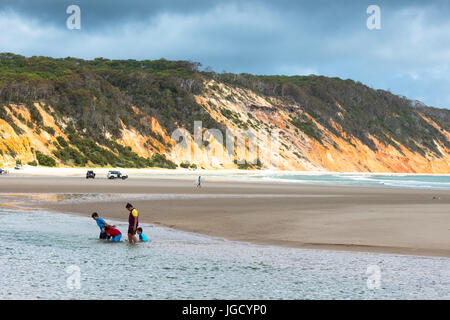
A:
[[0, 0, 449, 109]]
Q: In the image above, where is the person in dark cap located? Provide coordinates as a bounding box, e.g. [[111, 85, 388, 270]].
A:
[[126, 203, 139, 244]]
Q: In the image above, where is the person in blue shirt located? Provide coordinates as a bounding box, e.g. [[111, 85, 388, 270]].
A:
[[136, 227, 149, 242], [91, 212, 114, 239]]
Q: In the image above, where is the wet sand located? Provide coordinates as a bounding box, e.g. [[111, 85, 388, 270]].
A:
[[1, 176, 450, 257]]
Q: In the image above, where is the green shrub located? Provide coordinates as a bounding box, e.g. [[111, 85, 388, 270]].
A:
[[290, 113, 322, 143], [43, 126, 55, 135], [36, 151, 57, 167], [180, 162, 190, 168], [149, 153, 177, 169]]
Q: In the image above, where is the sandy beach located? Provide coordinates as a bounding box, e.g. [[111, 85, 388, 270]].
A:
[[1, 176, 449, 257]]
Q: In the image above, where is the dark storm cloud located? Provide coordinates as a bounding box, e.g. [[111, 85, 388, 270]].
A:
[[0, 0, 449, 108], [1, 0, 220, 30], [3, 0, 444, 30]]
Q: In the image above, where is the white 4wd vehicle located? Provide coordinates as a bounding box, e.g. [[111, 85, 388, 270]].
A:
[[107, 170, 128, 180]]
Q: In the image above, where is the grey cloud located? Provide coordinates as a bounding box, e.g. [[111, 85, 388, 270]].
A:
[[0, 0, 449, 108]]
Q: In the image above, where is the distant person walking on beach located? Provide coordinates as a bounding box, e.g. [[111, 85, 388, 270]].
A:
[[197, 175, 201, 188], [91, 212, 114, 239], [126, 203, 139, 244]]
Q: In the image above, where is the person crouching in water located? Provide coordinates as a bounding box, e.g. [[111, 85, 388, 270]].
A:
[[102, 226, 122, 242], [136, 227, 148, 242], [91, 212, 114, 239], [126, 203, 139, 244]]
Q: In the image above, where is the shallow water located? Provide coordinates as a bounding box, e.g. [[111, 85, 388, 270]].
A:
[[1, 206, 449, 300], [0, 192, 341, 205]]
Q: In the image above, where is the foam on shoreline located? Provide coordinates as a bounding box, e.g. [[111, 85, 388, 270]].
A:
[[3, 166, 450, 178]]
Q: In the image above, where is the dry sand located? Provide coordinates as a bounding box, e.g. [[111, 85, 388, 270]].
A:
[[1, 176, 449, 257]]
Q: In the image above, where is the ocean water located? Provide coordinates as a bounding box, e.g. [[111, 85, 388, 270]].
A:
[[249, 174, 450, 189], [1, 205, 449, 300], [134, 173, 450, 190]]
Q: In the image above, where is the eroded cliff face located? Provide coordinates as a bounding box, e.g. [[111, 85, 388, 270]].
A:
[[0, 103, 62, 165], [1, 81, 449, 173], [190, 80, 449, 173], [0, 102, 174, 168]]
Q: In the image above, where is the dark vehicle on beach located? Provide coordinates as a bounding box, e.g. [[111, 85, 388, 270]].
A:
[[107, 170, 128, 180], [86, 170, 96, 179]]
